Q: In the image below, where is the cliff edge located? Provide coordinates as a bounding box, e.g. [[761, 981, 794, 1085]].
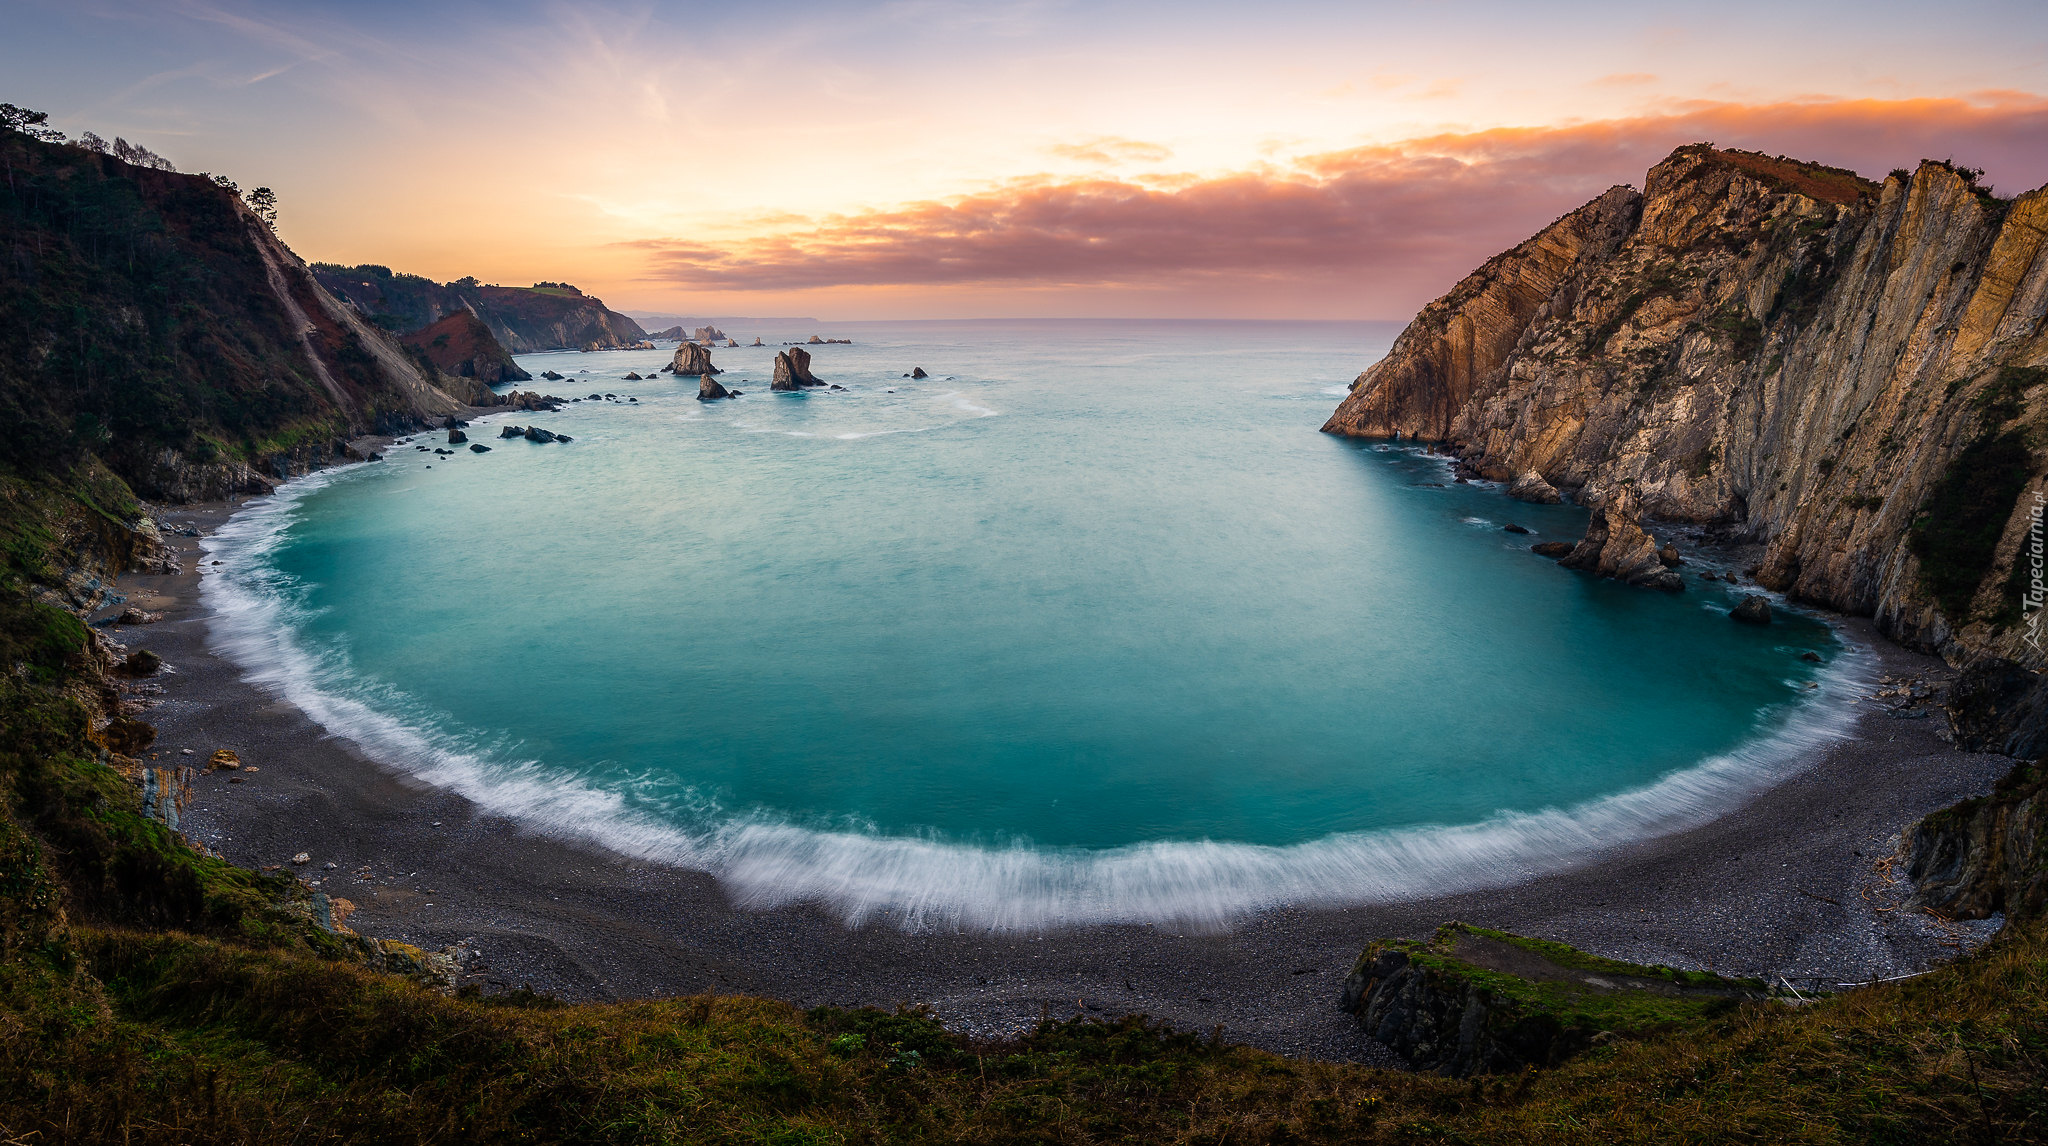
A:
[[1326, 145, 2048, 754]]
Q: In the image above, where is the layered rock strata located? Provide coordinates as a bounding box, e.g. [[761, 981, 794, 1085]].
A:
[[1324, 145, 2048, 752]]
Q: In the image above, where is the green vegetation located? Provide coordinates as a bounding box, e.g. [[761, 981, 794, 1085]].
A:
[[1911, 429, 2036, 623]]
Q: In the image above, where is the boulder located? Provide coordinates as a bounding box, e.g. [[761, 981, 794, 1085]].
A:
[[1560, 486, 1684, 591], [523, 426, 558, 443], [1657, 544, 1683, 567], [117, 607, 163, 625], [1730, 595, 1773, 624], [469, 443, 491, 453], [911, 366, 928, 379], [698, 376, 732, 402], [499, 425, 525, 438], [447, 428, 467, 444], [100, 717, 156, 756], [771, 347, 823, 390], [1507, 471, 1562, 504], [624, 372, 642, 380], [1531, 541, 1574, 558], [125, 649, 163, 676], [670, 341, 722, 376], [1503, 523, 1530, 534]]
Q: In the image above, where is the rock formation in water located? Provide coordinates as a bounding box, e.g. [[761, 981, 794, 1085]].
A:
[[670, 341, 721, 376], [1559, 484, 1684, 591], [771, 347, 824, 390], [911, 366, 929, 379], [1506, 471, 1561, 504], [698, 376, 732, 401], [1324, 145, 2048, 754]]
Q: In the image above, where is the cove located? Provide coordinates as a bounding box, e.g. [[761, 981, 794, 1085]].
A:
[[204, 319, 1847, 928]]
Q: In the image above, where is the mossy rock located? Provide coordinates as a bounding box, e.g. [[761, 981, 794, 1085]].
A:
[[1340, 923, 1765, 1075]]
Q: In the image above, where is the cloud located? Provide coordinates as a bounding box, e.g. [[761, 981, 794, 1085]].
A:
[[1045, 136, 1176, 165], [630, 95, 2048, 315]]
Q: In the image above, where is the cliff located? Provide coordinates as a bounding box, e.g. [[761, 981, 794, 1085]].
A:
[[313, 266, 648, 352], [399, 308, 531, 386], [0, 129, 469, 502], [1326, 146, 2048, 753]]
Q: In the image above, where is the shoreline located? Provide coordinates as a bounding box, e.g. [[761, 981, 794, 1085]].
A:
[[109, 459, 2015, 1062]]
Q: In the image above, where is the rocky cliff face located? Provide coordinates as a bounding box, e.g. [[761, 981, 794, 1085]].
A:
[[400, 309, 531, 387], [1326, 146, 2048, 752], [313, 267, 648, 352]]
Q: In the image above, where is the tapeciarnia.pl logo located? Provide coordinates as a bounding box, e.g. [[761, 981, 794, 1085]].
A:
[[2027, 491, 2045, 651]]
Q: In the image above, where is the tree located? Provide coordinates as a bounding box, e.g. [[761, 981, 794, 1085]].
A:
[[76, 131, 109, 154], [210, 172, 240, 194], [244, 186, 277, 229], [0, 104, 64, 142]]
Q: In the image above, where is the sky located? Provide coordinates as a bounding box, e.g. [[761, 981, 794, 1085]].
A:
[[6, 0, 2048, 319]]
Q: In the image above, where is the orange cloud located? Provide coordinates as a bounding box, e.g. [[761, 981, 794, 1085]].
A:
[[631, 96, 2048, 316], [1045, 136, 1176, 165]]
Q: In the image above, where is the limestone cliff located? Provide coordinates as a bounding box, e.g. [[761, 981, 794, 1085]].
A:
[[1325, 146, 2048, 753]]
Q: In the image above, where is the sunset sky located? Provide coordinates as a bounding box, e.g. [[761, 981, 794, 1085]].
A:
[[7, 0, 2048, 319]]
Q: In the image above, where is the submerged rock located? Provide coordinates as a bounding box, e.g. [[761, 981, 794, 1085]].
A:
[[1531, 541, 1574, 558], [1507, 471, 1562, 504], [1730, 594, 1773, 624], [1503, 523, 1530, 534]]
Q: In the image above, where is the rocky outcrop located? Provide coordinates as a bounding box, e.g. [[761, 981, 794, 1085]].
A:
[[1507, 471, 1561, 504], [670, 341, 722, 376], [1731, 595, 1773, 624], [1906, 760, 2048, 920], [1560, 485, 1684, 590], [312, 268, 648, 353], [400, 309, 532, 387], [1341, 924, 1761, 1076], [771, 347, 823, 390], [1324, 146, 2048, 749], [698, 377, 732, 401], [911, 366, 929, 379]]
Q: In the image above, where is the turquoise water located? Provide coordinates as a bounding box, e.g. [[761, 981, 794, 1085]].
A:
[[205, 320, 1851, 928]]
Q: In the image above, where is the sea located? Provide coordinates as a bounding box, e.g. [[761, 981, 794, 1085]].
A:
[[202, 319, 1858, 930]]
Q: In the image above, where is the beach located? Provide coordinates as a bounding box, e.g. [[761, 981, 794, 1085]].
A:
[[112, 475, 2015, 1064]]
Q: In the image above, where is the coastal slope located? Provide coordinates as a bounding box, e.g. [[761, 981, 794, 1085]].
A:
[[0, 129, 471, 503], [1326, 145, 2048, 754], [313, 265, 648, 352]]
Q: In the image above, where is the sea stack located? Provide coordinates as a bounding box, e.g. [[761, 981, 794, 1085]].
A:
[[670, 341, 721, 376], [911, 366, 928, 379], [771, 347, 823, 391], [698, 376, 732, 401], [1559, 486, 1684, 592]]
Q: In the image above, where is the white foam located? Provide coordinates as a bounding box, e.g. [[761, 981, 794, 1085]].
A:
[[203, 470, 1872, 934]]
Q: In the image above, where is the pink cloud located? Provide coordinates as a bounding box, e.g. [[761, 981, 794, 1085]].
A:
[[632, 96, 2048, 316]]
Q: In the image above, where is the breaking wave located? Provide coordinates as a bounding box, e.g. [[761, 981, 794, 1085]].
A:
[[203, 466, 1870, 933]]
